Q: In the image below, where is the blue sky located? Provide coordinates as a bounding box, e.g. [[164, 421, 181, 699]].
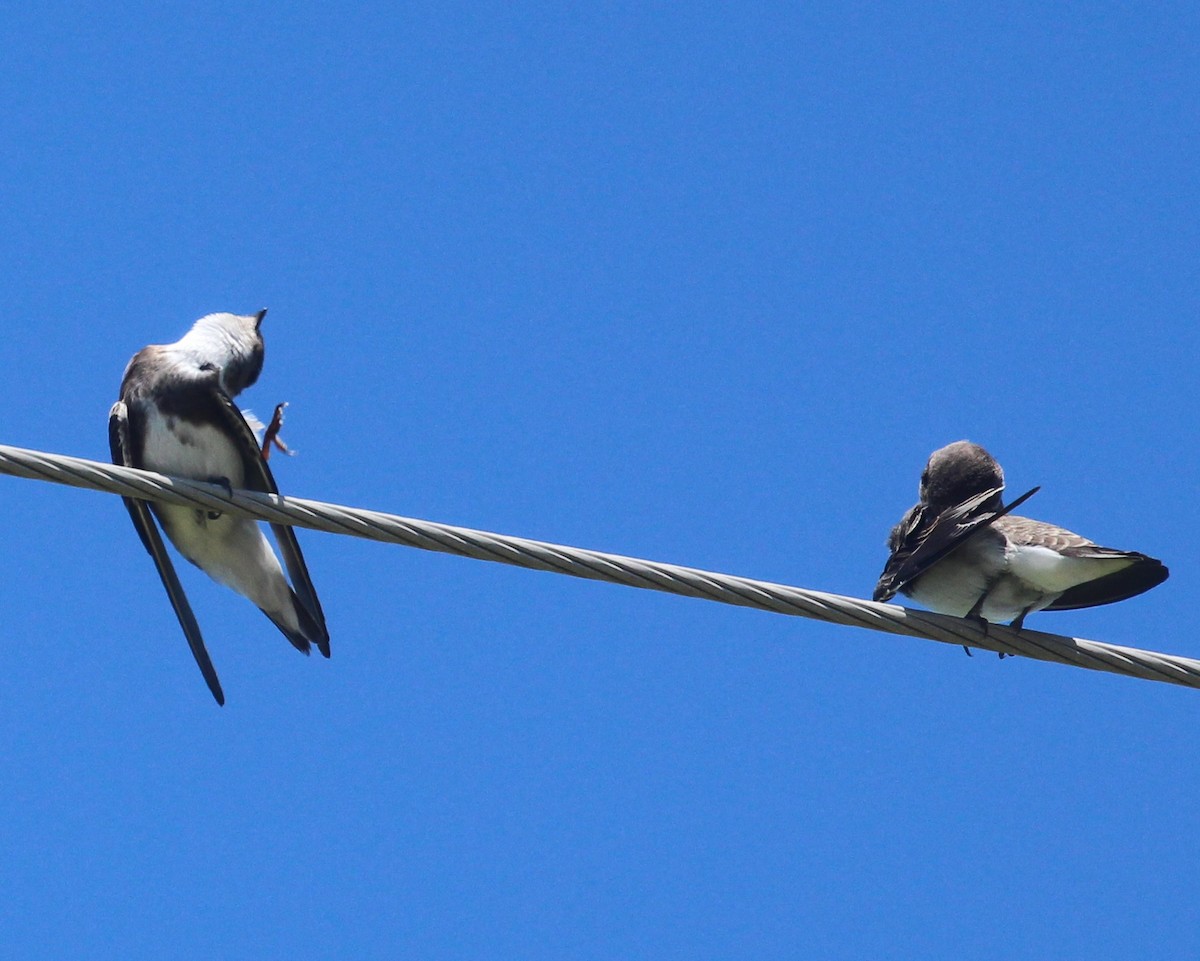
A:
[[1, 3, 1197, 958]]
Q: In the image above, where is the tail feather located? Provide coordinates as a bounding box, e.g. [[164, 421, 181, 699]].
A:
[[261, 588, 330, 656]]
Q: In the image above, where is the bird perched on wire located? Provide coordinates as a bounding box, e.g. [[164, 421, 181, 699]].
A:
[[873, 441, 1168, 650], [109, 311, 329, 704]]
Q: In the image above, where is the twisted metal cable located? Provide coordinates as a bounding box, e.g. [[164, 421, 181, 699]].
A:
[[0, 442, 1195, 689]]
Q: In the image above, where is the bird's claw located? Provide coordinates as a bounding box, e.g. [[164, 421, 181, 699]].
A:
[[261, 402, 293, 461]]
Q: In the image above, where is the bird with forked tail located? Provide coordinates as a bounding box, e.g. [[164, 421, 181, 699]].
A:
[[109, 311, 329, 703]]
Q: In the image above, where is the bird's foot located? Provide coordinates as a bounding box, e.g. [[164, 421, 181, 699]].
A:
[[961, 611, 990, 657], [204, 476, 234, 520], [997, 609, 1032, 659], [261, 402, 292, 461]]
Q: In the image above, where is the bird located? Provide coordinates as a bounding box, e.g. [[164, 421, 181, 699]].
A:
[[873, 441, 1168, 649], [109, 311, 329, 703]]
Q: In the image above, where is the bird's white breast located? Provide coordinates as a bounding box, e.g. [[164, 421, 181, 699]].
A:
[[905, 536, 1004, 618], [140, 404, 246, 487]]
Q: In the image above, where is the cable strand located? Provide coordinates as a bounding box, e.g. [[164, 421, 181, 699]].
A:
[[0, 442, 1195, 689]]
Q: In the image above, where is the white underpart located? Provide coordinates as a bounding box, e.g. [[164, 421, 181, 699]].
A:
[[907, 536, 1135, 624], [906, 535, 1004, 618], [141, 405, 245, 483], [1004, 544, 1132, 593], [138, 403, 297, 630]]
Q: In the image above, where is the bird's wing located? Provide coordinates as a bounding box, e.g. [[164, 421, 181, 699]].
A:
[[1043, 556, 1169, 610], [208, 387, 330, 657], [108, 400, 225, 705], [994, 516, 1169, 610], [873, 485, 1040, 602]]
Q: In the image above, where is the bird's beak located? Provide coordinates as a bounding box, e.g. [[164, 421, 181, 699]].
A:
[[255, 308, 267, 330]]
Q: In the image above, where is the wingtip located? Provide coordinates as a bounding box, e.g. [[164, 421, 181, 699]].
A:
[[202, 668, 226, 706], [1005, 485, 1040, 511], [291, 589, 330, 658], [264, 603, 325, 657], [1046, 552, 1171, 612], [1127, 554, 1170, 594]]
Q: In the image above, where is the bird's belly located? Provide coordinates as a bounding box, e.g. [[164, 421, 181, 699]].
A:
[[903, 534, 1006, 618], [154, 506, 294, 622], [905, 559, 993, 618], [976, 576, 1051, 623], [140, 407, 245, 486]]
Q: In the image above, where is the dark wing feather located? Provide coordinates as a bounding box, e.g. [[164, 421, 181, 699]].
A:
[[994, 516, 1169, 611], [873, 502, 929, 602], [1048, 548, 1168, 611], [109, 401, 225, 705], [873, 485, 1041, 602], [207, 390, 331, 657], [1045, 557, 1169, 610]]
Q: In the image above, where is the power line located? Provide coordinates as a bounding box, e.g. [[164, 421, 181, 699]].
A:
[[0, 442, 1195, 689]]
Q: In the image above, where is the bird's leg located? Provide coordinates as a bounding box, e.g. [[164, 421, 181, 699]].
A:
[[996, 606, 1035, 659], [261, 402, 292, 461], [965, 594, 988, 623], [961, 590, 994, 656]]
